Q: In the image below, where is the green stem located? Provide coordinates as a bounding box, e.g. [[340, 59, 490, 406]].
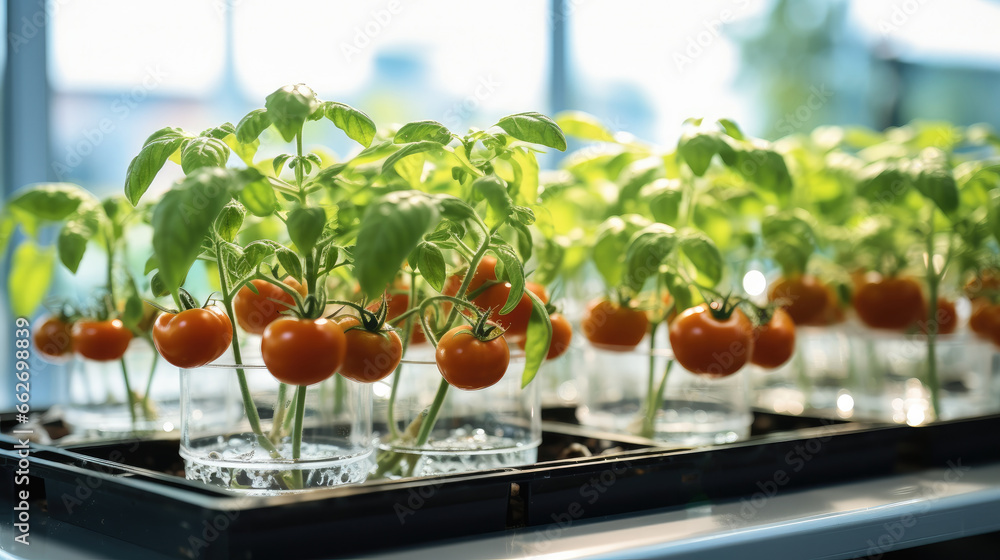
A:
[[120, 357, 138, 427], [291, 385, 307, 489], [414, 378, 450, 447], [925, 210, 942, 419], [295, 126, 307, 204], [140, 342, 159, 420], [105, 235, 116, 305], [387, 271, 419, 440], [269, 383, 290, 441], [641, 360, 673, 439], [215, 237, 283, 459]]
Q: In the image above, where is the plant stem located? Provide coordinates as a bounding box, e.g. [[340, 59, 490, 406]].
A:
[[387, 271, 419, 440], [291, 385, 307, 489], [414, 378, 450, 447], [119, 357, 138, 427], [269, 383, 290, 441], [140, 343, 159, 420], [925, 210, 942, 419], [215, 238, 282, 458], [295, 126, 307, 204], [641, 360, 673, 439]]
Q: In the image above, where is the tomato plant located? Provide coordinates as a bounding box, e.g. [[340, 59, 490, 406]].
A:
[[262, 317, 346, 386], [519, 312, 572, 360], [72, 319, 134, 362], [582, 298, 649, 350], [768, 274, 829, 325], [669, 303, 754, 377], [852, 276, 925, 331], [234, 277, 307, 335], [33, 315, 75, 361], [750, 308, 796, 369], [472, 281, 548, 340], [152, 305, 233, 368]]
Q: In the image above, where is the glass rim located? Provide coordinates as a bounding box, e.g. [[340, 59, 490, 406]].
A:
[[192, 351, 528, 370]]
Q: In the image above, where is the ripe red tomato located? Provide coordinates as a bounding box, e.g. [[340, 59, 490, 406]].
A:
[[152, 307, 233, 368], [964, 270, 1000, 300], [581, 298, 649, 351], [444, 255, 499, 298], [336, 316, 403, 383], [918, 297, 957, 335], [261, 317, 346, 386], [971, 299, 1000, 344], [769, 274, 829, 325], [233, 278, 307, 335], [472, 281, 548, 340], [853, 276, 925, 331], [72, 319, 133, 362], [34, 316, 74, 361], [435, 325, 510, 390], [517, 312, 572, 360], [750, 308, 796, 369], [668, 305, 754, 377]]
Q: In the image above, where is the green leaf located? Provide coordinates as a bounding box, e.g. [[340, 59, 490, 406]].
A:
[[912, 154, 959, 214], [241, 177, 279, 217], [678, 230, 723, 285], [286, 206, 326, 253], [354, 191, 440, 299], [554, 111, 614, 142], [641, 179, 684, 225], [734, 149, 792, 196], [276, 247, 303, 281], [243, 239, 284, 269], [181, 136, 231, 174], [323, 101, 377, 148], [987, 191, 1000, 247], [858, 162, 910, 205], [510, 206, 536, 226], [416, 242, 446, 292], [150, 272, 170, 297], [677, 132, 720, 176], [624, 223, 678, 292], [592, 215, 650, 287], [235, 108, 272, 144], [510, 220, 533, 262], [474, 176, 513, 225], [521, 289, 552, 388], [394, 120, 452, 145], [491, 240, 525, 315], [265, 84, 321, 143], [495, 112, 567, 151], [57, 205, 103, 273], [717, 118, 744, 140], [761, 211, 816, 276], [200, 122, 236, 140], [383, 141, 443, 175], [124, 128, 191, 205], [9, 183, 98, 222], [508, 147, 540, 204], [534, 237, 565, 286], [151, 168, 235, 293], [309, 163, 349, 189], [8, 240, 55, 318], [435, 195, 479, 224], [215, 200, 247, 243]]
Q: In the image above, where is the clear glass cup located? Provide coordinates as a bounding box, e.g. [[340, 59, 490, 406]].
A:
[[751, 325, 859, 418], [180, 363, 374, 494], [372, 345, 541, 479], [60, 338, 184, 436], [852, 327, 995, 425], [578, 337, 753, 447]]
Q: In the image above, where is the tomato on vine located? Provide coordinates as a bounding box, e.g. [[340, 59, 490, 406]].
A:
[[34, 315, 75, 361], [853, 276, 925, 331], [582, 298, 648, 350], [668, 303, 753, 376], [919, 297, 957, 335], [750, 308, 796, 369], [768, 274, 829, 325], [72, 319, 133, 362], [233, 277, 307, 335], [519, 312, 572, 360], [436, 323, 510, 391], [261, 317, 346, 386], [152, 305, 233, 368], [472, 281, 548, 340], [336, 316, 403, 383]]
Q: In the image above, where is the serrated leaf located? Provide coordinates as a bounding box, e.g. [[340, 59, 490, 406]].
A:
[[286, 206, 326, 253], [10, 183, 99, 221], [416, 242, 446, 292], [243, 239, 284, 269], [215, 200, 246, 243], [201, 122, 236, 140], [394, 120, 452, 144], [180, 136, 231, 174], [240, 178, 278, 217], [521, 290, 552, 388], [151, 168, 235, 293], [235, 108, 272, 144], [624, 224, 678, 292], [554, 111, 614, 142], [9, 241, 55, 318], [495, 112, 567, 151], [276, 248, 303, 281], [124, 128, 191, 205], [354, 191, 440, 299], [323, 101, 377, 147]]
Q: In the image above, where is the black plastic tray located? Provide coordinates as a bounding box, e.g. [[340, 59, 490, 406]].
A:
[[4, 412, 1000, 559]]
